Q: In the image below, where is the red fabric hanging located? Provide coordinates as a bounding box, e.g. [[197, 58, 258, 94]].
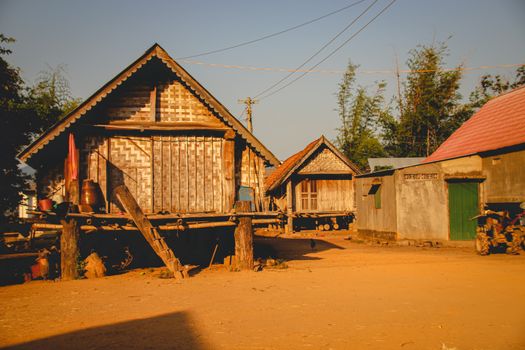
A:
[[68, 133, 78, 180]]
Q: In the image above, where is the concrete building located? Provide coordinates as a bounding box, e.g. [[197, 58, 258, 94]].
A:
[[356, 86, 525, 241]]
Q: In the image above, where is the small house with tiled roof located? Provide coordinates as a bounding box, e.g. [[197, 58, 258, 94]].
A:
[[355, 86, 525, 242], [265, 136, 360, 233]]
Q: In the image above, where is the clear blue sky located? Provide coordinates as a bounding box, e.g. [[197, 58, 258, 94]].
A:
[[1, 0, 524, 160]]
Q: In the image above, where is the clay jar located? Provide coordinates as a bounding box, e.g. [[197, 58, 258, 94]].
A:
[[80, 180, 100, 211]]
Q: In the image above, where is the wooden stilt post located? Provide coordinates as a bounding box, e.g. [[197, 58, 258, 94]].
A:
[[60, 218, 80, 281], [286, 180, 294, 234], [234, 201, 254, 270]]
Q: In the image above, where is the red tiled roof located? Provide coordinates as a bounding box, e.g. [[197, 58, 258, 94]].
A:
[[424, 86, 525, 163], [265, 137, 321, 191]]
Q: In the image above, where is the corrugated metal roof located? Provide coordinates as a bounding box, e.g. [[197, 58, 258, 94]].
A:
[[425, 86, 525, 163], [368, 157, 425, 171]]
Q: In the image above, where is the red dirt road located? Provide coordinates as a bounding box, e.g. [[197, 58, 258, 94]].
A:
[[1, 235, 524, 350]]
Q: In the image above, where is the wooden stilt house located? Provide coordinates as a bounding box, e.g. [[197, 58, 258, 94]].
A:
[[18, 44, 279, 215], [265, 136, 360, 233]]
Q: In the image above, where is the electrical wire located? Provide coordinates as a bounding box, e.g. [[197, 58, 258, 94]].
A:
[[253, 0, 379, 99], [176, 0, 369, 60], [259, 0, 398, 101], [178, 60, 524, 76]]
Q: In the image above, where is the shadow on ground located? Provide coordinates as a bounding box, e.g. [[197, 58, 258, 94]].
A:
[[254, 236, 345, 261], [1, 311, 210, 350]]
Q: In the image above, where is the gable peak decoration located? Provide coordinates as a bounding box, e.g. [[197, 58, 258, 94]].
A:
[[18, 43, 279, 167]]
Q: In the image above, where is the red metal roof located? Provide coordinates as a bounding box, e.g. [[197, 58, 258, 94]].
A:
[[424, 86, 525, 163]]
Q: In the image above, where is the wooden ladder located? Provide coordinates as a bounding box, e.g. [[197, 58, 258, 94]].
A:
[[114, 185, 187, 279]]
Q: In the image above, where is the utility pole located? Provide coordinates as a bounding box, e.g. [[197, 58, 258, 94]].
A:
[[394, 51, 403, 114], [238, 97, 258, 133]]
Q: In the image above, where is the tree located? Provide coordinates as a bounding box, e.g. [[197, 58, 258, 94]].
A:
[[386, 42, 467, 157], [28, 64, 81, 133], [0, 35, 80, 224], [335, 61, 388, 171], [469, 65, 525, 109], [0, 35, 35, 223]]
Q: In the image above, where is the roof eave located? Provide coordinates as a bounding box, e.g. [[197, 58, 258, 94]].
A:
[[18, 43, 280, 167]]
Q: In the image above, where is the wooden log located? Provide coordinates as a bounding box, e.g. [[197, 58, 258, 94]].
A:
[[32, 221, 232, 232], [60, 218, 80, 281], [187, 221, 236, 229], [208, 243, 219, 268], [114, 185, 183, 276], [234, 201, 254, 270], [252, 218, 280, 225], [0, 253, 39, 261]]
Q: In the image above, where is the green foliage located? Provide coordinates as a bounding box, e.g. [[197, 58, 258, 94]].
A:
[[0, 35, 35, 224], [391, 42, 466, 157], [0, 34, 79, 224], [469, 65, 525, 109], [336, 42, 525, 166], [335, 61, 388, 171], [27, 64, 81, 134]]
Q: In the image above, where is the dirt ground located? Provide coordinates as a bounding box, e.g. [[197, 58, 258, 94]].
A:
[[0, 234, 524, 350]]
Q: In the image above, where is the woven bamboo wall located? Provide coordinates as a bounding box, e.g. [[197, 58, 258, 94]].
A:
[[76, 71, 265, 213], [81, 136, 109, 207], [157, 80, 219, 123], [37, 163, 65, 200], [106, 136, 152, 213], [298, 147, 350, 174], [104, 80, 220, 124]]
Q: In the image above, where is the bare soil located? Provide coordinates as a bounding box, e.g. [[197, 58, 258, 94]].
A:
[[1, 234, 524, 350]]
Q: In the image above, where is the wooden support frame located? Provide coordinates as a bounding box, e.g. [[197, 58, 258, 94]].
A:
[[60, 218, 80, 281], [234, 201, 254, 270], [223, 130, 236, 211], [114, 185, 186, 278], [286, 180, 294, 234]]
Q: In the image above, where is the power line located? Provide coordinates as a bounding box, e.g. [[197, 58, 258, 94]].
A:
[[259, 0, 398, 101], [178, 59, 524, 75], [253, 0, 379, 99], [176, 0, 369, 60]]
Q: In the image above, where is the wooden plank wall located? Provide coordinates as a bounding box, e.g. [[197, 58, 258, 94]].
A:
[[240, 146, 266, 210], [152, 135, 226, 213], [293, 178, 354, 212]]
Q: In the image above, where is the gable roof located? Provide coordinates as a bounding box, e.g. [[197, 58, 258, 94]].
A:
[[265, 136, 361, 192], [18, 43, 279, 167], [424, 86, 525, 163]]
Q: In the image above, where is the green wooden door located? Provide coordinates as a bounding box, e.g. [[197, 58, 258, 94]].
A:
[[448, 182, 479, 240]]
